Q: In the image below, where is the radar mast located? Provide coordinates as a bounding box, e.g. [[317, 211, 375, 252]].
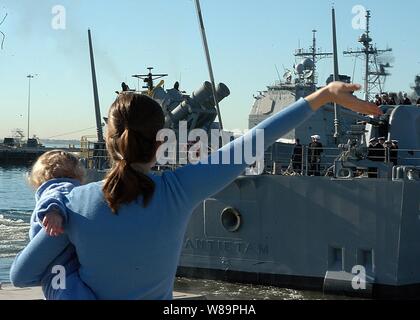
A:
[[294, 30, 333, 87], [132, 67, 168, 92], [344, 10, 393, 101]]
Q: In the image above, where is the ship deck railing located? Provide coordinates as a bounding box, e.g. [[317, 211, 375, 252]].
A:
[[80, 141, 420, 178], [265, 147, 420, 177]]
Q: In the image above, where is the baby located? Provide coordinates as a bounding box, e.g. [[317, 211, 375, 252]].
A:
[[27, 150, 95, 300], [29, 150, 84, 237]]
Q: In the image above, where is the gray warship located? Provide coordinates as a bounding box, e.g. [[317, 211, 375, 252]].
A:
[[84, 8, 420, 298]]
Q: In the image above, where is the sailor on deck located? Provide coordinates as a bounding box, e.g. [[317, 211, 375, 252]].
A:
[[377, 137, 386, 163], [291, 138, 303, 174], [368, 137, 378, 161], [368, 138, 379, 178], [384, 140, 393, 164], [402, 93, 412, 105], [308, 135, 323, 176], [391, 140, 399, 166], [374, 94, 382, 106]]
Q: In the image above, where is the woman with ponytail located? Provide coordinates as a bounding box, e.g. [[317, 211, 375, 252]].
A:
[[10, 82, 381, 299], [103, 93, 164, 213]]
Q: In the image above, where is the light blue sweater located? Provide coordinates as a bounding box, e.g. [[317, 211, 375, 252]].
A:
[[10, 98, 313, 300], [27, 179, 96, 300]]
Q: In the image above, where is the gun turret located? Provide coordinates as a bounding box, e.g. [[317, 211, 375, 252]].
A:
[[154, 81, 230, 132]]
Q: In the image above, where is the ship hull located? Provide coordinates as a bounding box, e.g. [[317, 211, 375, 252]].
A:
[[178, 175, 420, 298]]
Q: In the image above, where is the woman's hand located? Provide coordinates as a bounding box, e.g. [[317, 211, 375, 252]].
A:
[[306, 82, 383, 116]]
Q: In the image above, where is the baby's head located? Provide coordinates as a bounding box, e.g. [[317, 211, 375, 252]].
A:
[[29, 150, 86, 188]]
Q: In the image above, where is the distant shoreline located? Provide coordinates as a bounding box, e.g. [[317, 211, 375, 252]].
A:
[[40, 139, 80, 145]]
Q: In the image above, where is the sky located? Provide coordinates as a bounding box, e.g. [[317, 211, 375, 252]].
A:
[[0, 0, 419, 140]]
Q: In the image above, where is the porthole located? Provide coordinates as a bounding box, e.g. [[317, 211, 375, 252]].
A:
[[220, 207, 242, 232]]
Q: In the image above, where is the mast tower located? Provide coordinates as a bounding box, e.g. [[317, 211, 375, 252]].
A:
[[344, 10, 392, 101]]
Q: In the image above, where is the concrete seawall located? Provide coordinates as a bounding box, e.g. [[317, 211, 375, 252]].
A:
[[0, 284, 205, 300]]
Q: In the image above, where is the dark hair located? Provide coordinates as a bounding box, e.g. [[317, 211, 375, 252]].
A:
[[103, 93, 164, 213]]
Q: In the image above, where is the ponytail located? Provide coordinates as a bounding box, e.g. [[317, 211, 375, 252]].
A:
[[102, 93, 164, 214], [103, 159, 155, 213]]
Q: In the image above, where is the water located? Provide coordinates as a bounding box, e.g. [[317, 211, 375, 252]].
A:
[[0, 166, 33, 286], [0, 166, 344, 299], [42, 142, 81, 149]]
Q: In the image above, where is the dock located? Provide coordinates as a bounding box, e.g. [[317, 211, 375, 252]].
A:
[[0, 284, 205, 300], [0, 147, 81, 165]]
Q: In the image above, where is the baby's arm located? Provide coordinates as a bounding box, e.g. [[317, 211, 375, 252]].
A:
[[35, 189, 69, 237], [42, 209, 64, 237]]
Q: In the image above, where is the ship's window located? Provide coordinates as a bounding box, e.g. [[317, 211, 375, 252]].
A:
[[328, 246, 344, 271], [357, 249, 374, 274], [416, 118, 420, 140], [220, 207, 242, 232]]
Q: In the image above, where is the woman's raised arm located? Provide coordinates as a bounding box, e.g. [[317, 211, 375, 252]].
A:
[[171, 82, 381, 210]]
